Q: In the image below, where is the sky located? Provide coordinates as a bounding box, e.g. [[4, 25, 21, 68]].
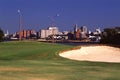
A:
[[0, 0, 120, 33]]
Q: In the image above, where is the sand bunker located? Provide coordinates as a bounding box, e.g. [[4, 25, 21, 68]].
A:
[[60, 46, 120, 63]]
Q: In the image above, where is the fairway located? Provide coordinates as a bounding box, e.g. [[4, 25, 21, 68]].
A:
[[0, 41, 120, 80]]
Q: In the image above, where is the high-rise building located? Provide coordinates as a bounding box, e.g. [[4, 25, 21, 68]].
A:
[[4, 30, 9, 37], [81, 26, 87, 34], [74, 24, 79, 40], [74, 24, 78, 33], [76, 29, 81, 40]]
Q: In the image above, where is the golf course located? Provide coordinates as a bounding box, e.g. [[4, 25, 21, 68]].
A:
[[0, 41, 120, 80]]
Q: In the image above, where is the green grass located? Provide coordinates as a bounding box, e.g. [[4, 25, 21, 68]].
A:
[[0, 41, 72, 60], [0, 41, 120, 80]]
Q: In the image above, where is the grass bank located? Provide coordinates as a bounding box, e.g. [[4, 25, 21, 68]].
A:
[[0, 41, 120, 80]]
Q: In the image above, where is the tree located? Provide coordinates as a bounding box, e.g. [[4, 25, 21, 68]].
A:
[[0, 28, 4, 41], [101, 27, 120, 45]]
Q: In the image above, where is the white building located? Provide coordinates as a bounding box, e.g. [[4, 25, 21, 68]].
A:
[[74, 24, 78, 32], [4, 30, 9, 37], [48, 27, 59, 35], [93, 28, 101, 35], [81, 32, 87, 39], [81, 26, 87, 34], [40, 27, 59, 39], [88, 28, 102, 42]]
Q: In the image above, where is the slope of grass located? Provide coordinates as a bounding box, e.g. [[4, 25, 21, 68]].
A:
[[0, 41, 73, 60], [0, 41, 120, 80]]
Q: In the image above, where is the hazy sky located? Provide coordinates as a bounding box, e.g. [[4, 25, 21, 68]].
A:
[[0, 0, 120, 33]]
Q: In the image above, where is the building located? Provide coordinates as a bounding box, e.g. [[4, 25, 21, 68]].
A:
[[14, 29, 37, 39], [94, 28, 101, 35], [73, 24, 88, 40], [23, 30, 27, 38], [88, 28, 101, 42], [4, 30, 9, 37], [48, 27, 59, 35], [40, 29, 49, 38], [68, 31, 74, 40], [40, 27, 59, 39], [26, 30, 31, 38], [75, 29, 81, 40], [74, 24, 80, 40], [81, 26, 87, 34], [80, 32, 87, 39], [74, 24, 78, 33]]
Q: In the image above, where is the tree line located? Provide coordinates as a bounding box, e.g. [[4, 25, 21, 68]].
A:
[[0, 28, 4, 41], [100, 27, 120, 45]]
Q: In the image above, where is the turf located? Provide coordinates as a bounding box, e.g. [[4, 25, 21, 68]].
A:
[[0, 41, 120, 80]]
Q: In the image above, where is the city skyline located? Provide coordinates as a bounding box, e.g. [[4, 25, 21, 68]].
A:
[[0, 0, 120, 33]]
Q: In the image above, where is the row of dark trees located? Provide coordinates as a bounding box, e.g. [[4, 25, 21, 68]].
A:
[[100, 27, 120, 45], [0, 28, 4, 41]]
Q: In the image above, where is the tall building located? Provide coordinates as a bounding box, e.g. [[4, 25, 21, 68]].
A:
[[81, 26, 87, 34], [4, 30, 9, 37], [74, 24, 79, 40], [74, 24, 78, 33], [76, 29, 81, 40]]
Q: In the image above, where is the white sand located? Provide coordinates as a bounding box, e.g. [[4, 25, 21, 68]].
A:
[[59, 46, 120, 63]]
